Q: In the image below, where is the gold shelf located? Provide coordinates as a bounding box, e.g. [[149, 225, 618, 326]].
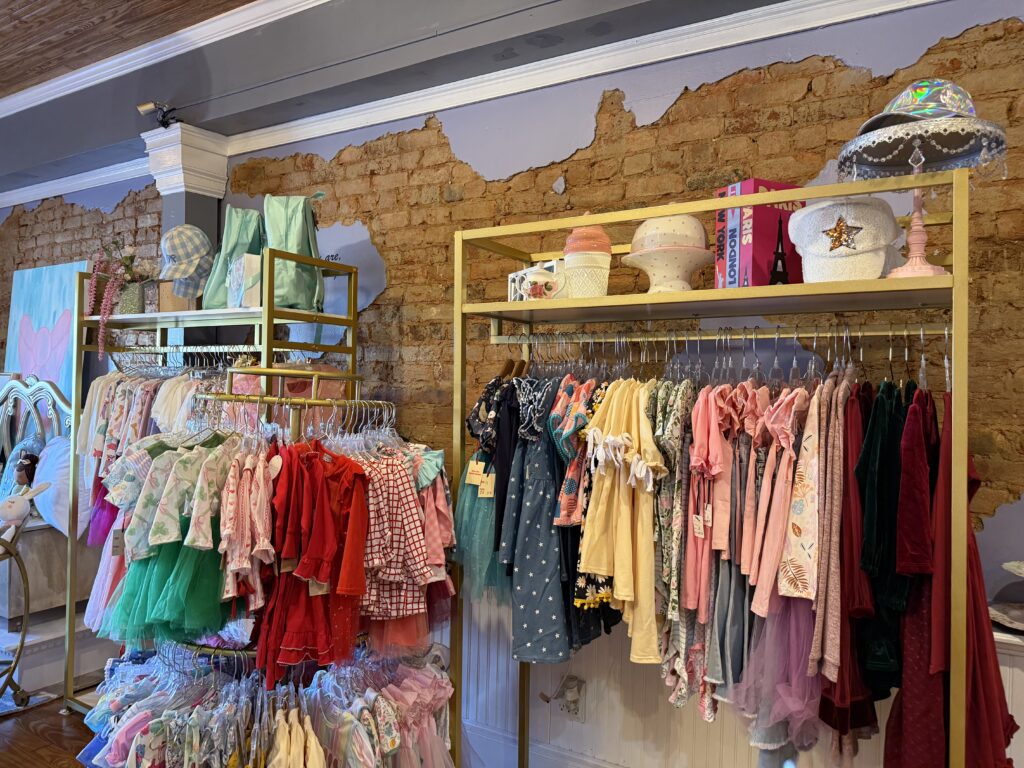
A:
[[83, 306, 266, 330], [462, 275, 953, 324]]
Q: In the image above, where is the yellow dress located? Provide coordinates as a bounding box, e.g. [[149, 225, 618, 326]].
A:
[[622, 378, 667, 664], [577, 379, 627, 579]]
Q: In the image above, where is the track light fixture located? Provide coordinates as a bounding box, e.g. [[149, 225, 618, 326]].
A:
[[136, 101, 180, 129]]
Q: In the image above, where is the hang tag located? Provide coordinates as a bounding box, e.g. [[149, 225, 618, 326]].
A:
[[280, 558, 297, 574], [478, 473, 496, 498], [466, 461, 485, 485], [693, 514, 705, 539], [704, 503, 713, 527], [111, 529, 124, 558], [308, 579, 330, 597]]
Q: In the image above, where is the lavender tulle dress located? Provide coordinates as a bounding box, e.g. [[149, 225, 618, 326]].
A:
[[731, 590, 822, 762]]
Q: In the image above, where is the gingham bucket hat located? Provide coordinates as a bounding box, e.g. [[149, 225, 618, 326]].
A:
[[160, 224, 214, 298]]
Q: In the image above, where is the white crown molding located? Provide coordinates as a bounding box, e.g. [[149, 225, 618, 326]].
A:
[[225, 0, 947, 156], [143, 123, 230, 198], [0, 158, 150, 209], [0, 0, 334, 120]]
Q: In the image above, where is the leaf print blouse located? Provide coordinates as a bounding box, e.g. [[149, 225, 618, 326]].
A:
[[123, 448, 187, 563], [103, 435, 172, 511], [777, 384, 822, 600], [148, 446, 211, 547], [182, 436, 240, 550]]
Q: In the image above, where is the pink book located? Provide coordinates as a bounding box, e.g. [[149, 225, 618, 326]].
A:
[[715, 179, 804, 287]]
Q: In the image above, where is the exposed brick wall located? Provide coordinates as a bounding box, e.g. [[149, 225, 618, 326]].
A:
[[230, 20, 1024, 520], [1, 22, 1021, 521], [0, 184, 162, 359]]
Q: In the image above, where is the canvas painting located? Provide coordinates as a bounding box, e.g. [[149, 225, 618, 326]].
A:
[[5, 261, 88, 399]]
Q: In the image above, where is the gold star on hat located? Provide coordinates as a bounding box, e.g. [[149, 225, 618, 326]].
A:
[[822, 216, 862, 251]]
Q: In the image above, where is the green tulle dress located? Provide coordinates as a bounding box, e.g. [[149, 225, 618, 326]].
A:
[[103, 436, 234, 646], [149, 510, 234, 640]]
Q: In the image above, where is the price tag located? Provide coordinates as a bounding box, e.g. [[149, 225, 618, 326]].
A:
[[704, 503, 713, 527], [466, 461, 485, 485], [280, 558, 297, 573], [111, 529, 124, 558], [693, 514, 705, 539], [308, 579, 330, 596], [478, 473, 496, 498]]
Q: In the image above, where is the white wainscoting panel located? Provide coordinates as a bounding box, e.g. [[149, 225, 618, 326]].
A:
[[460, 597, 1024, 767]]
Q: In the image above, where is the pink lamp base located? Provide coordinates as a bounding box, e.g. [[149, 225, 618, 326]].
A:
[[887, 258, 948, 278]]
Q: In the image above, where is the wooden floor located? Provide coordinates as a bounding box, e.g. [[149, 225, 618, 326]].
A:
[[0, 700, 92, 767]]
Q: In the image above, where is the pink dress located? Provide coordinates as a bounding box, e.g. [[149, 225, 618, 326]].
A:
[[85, 509, 127, 631], [751, 388, 809, 618], [740, 384, 771, 576], [710, 384, 739, 556], [684, 386, 719, 623], [748, 389, 789, 585]]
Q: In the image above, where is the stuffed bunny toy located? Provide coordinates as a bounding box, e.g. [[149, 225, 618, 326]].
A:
[[0, 482, 50, 534]]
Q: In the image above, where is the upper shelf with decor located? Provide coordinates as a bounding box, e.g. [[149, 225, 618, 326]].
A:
[[456, 169, 967, 324], [461, 275, 953, 324]]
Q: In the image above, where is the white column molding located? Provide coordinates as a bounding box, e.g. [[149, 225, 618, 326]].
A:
[[142, 123, 229, 198]]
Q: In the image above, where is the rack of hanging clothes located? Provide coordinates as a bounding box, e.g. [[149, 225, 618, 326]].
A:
[[83, 384, 458, 696], [77, 358, 367, 557], [78, 640, 456, 768], [456, 324, 1015, 766]]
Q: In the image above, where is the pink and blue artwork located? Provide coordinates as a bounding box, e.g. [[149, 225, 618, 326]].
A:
[[5, 261, 88, 398]]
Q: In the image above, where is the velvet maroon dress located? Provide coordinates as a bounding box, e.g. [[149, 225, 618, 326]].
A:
[[929, 391, 1017, 768]]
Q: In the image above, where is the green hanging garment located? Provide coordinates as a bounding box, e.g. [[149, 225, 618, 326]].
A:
[[264, 195, 325, 311], [203, 205, 265, 310]]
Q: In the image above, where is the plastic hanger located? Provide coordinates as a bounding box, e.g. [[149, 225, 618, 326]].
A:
[[944, 325, 951, 391], [768, 326, 786, 397], [738, 328, 751, 382], [886, 324, 895, 382], [724, 331, 739, 384], [903, 325, 912, 389], [750, 329, 764, 386], [709, 330, 721, 385], [918, 326, 929, 391], [788, 326, 802, 387]]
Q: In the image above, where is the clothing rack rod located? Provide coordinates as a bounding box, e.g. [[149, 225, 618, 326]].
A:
[[225, 366, 363, 400], [178, 642, 258, 659], [195, 393, 392, 409], [488, 322, 949, 345], [225, 366, 361, 379], [101, 344, 262, 354]]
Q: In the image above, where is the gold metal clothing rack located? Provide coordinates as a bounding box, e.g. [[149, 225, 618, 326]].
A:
[[453, 168, 970, 768], [64, 247, 361, 715]]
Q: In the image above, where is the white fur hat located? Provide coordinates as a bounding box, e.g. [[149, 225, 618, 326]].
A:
[[788, 196, 900, 282]]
